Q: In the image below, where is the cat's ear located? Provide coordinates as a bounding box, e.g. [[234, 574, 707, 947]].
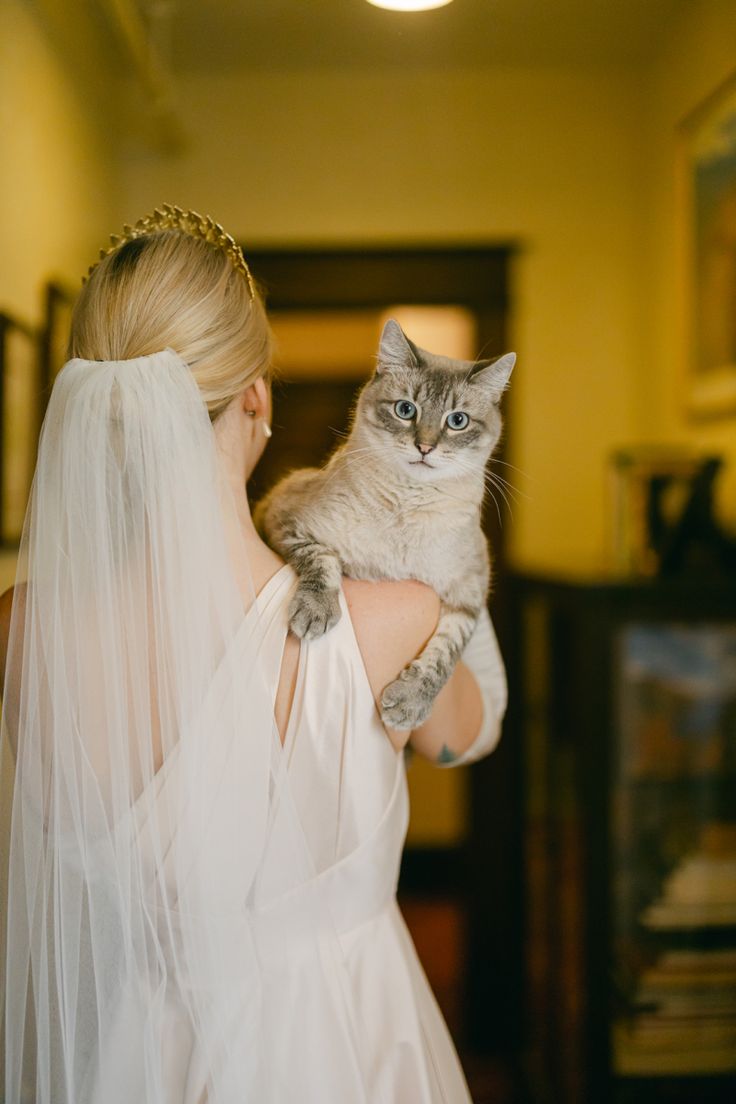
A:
[[376, 318, 419, 373], [468, 352, 516, 402]]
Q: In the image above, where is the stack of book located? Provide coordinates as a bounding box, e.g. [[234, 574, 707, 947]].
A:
[[614, 950, 736, 1074], [615, 826, 736, 1074], [641, 850, 736, 930]]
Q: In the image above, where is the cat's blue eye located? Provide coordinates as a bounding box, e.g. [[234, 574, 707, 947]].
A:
[[446, 411, 470, 430], [394, 400, 417, 420]]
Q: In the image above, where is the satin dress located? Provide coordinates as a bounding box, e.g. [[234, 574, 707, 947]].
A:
[[246, 564, 474, 1103], [89, 563, 477, 1103]]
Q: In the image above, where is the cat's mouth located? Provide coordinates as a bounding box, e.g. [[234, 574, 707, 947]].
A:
[[409, 458, 435, 468]]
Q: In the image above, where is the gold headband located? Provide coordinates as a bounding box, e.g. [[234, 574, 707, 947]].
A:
[[85, 204, 256, 300]]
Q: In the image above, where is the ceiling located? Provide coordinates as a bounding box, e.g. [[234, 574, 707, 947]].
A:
[[166, 0, 685, 73]]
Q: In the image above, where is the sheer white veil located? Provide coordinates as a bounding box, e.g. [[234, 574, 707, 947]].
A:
[[0, 349, 373, 1103]]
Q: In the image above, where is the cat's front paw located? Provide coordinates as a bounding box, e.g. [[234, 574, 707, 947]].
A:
[[288, 585, 341, 640], [380, 664, 436, 731]]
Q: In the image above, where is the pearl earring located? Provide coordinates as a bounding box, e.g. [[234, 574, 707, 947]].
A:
[[246, 409, 272, 438]]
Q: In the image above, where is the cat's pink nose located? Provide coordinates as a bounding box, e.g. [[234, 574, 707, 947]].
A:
[[416, 443, 435, 456]]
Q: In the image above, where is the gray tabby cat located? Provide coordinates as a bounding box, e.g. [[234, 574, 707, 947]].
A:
[[255, 319, 515, 731]]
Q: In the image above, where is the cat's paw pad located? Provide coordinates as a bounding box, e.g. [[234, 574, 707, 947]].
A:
[[288, 586, 341, 640], [380, 665, 436, 731]]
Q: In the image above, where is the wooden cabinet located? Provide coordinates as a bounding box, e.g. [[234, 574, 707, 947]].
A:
[[506, 571, 736, 1104]]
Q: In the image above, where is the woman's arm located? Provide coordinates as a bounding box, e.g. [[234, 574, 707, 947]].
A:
[[344, 578, 489, 763], [413, 604, 506, 766]]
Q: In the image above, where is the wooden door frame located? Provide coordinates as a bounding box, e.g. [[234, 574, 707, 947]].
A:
[[245, 244, 523, 1056]]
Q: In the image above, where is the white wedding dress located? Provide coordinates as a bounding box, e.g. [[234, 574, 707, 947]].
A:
[[257, 564, 474, 1103], [93, 562, 474, 1104], [4, 351, 506, 1103]]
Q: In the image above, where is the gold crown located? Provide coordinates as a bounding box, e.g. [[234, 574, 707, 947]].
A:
[[85, 203, 255, 300]]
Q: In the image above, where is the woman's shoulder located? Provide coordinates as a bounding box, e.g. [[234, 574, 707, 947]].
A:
[[341, 577, 439, 729]]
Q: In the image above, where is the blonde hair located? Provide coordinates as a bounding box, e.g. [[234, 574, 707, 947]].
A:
[[68, 229, 272, 421]]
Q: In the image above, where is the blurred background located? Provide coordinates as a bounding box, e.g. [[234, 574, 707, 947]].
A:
[[2, 1, 736, 1101]]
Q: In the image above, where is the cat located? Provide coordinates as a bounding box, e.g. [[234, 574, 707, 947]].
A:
[[255, 318, 515, 731]]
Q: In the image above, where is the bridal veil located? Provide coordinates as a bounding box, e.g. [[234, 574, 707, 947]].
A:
[[0, 349, 372, 1102]]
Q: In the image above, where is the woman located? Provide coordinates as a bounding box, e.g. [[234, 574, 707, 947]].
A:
[[0, 208, 506, 1103]]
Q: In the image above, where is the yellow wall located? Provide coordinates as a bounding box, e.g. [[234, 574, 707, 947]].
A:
[[5, 3, 734, 574], [122, 63, 646, 573], [0, 1, 124, 993], [640, 0, 736, 527], [0, 0, 122, 320], [0, 0, 123, 582]]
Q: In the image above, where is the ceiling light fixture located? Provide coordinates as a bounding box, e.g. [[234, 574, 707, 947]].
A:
[[366, 1, 455, 11]]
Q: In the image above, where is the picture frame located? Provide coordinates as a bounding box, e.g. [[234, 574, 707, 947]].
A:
[[679, 68, 736, 419], [0, 313, 41, 546], [39, 280, 76, 409]]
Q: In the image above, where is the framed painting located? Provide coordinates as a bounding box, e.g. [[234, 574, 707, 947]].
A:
[[40, 280, 76, 407], [680, 69, 736, 418], [0, 313, 40, 546]]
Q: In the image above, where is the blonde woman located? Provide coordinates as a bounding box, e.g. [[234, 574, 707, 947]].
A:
[[0, 210, 506, 1103]]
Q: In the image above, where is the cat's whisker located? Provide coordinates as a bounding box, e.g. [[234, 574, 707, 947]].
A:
[[338, 445, 402, 465], [479, 465, 516, 491], [485, 471, 527, 503], [427, 483, 493, 514], [342, 445, 397, 456], [486, 477, 514, 515], [485, 476, 520, 513], [488, 481, 517, 506], [476, 470, 513, 515], [488, 477, 530, 505], [321, 445, 402, 487], [488, 457, 533, 481], [473, 336, 499, 363], [328, 445, 398, 464], [486, 487, 503, 527], [421, 463, 509, 519], [448, 457, 520, 517], [451, 453, 527, 502]]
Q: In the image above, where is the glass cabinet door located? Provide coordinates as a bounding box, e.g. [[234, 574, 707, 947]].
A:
[[612, 623, 736, 1078]]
